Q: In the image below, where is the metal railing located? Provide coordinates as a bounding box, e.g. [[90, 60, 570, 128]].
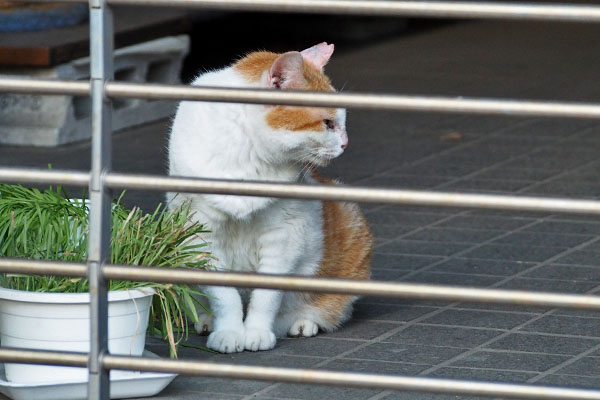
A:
[[2, 1, 600, 399]]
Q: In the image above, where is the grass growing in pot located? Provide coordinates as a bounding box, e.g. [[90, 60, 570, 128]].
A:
[[0, 183, 212, 357]]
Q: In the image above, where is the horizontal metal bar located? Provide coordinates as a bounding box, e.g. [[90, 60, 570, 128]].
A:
[[0, 167, 89, 187], [0, 348, 87, 368], [104, 264, 600, 310], [23, 0, 600, 22], [4, 77, 600, 119], [103, 354, 600, 400], [0, 259, 87, 277], [1, 348, 599, 399], [107, 82, 600, 119], [107, 172, 600, 215], [0, 78, 89, 96], [3, 166, 600, 215], [4, 258, 600, 310]]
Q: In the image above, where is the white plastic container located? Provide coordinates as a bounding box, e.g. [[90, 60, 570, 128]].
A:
[[0, 287, 154, 384]]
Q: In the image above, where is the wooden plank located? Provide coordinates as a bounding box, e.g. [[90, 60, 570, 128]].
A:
[[0, 6, 193, 67]]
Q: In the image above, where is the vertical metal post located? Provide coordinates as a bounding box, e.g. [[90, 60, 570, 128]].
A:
[[88, 1, 113, 399]]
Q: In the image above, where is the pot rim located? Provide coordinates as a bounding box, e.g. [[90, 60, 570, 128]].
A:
[[0, 286, 155, 304]]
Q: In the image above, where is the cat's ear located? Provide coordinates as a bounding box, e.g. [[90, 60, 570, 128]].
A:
[[301, 42, 334, 70], [269, 52, 305, 89]]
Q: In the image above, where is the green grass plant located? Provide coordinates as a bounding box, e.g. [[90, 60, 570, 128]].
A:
[[0, 183, 212, 357]]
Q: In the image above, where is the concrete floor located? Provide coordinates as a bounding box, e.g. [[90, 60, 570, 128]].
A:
[[2, 18, 600, 400]]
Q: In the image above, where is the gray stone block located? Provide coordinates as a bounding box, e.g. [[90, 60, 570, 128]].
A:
[[422, 309, 533, 330], [449, 350, 570, 372], [485, 332, 600, 355], [387, 325, 502, 348], [0, 35, 189, 146]]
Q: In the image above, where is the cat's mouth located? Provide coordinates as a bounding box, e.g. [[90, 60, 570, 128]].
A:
[[313, 149, 343, 166]]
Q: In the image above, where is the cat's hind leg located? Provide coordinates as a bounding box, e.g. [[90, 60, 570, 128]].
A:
[[193, 294, 213, 335], [274, 293, 357, 338]]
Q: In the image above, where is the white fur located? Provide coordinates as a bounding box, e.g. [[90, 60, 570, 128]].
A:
[[167, 62, 347, 353]]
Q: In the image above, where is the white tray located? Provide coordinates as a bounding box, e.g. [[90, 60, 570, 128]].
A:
[[0, 350, 177, 400]]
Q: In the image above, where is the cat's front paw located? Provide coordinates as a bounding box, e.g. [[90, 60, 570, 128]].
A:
[[289, 319, 319, 338], [244, 328, 276, 351], [207, 330, 245, 353]]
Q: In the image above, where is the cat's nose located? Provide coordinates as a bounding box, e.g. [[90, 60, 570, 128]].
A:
[[340, 131, 348, 150]]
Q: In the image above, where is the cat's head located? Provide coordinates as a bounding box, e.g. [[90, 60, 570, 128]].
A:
[[235, 43, 347, 167]]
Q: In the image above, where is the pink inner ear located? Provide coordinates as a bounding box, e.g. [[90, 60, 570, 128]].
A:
[[269, 52, 305, 89], [301, 42, 334, 70]]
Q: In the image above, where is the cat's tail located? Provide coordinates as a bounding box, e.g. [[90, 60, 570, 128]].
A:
[[309, 199, 372, 330], [274, 196, 372, 338]]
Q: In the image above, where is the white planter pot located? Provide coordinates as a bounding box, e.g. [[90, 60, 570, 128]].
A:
[[0, 287, 154, 384]]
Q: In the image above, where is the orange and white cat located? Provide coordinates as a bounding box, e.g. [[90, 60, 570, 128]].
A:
[[167, 43, 372, 353]]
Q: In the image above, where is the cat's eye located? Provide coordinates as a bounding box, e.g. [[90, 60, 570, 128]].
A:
[[324, 119, 335, 130]]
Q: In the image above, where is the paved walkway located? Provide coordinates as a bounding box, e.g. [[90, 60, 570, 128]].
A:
[[2, 19, 600, 400]]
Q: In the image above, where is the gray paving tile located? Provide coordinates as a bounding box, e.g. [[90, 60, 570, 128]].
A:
[[366, 211, 449, 226], [552, 306, 600, 318], [372, 253, 444, 270], [552, 356, 600, 376], [403, 272, 503, 287], [503, 154, 590, 170], [347, 342, 465, 365], [361, 175, 449, 189], [430, 258, 536, 276], [370, 224, 417, 239], [422, 309, 534, 330], [437, 215, 535, 230], [524, 181, 600, 198], [501, 119, 595, 139], [207, 351, 323, 368], [353, 303, 439, 322], [272, 337, 361, 358], [449, 350, 570, 372], [493, 232, 595, 248], [525, 221, 600, 235], [520, 315, 600, 337], [266, 383, 381, 400], [497, 277, 599, 293], [536, 374, 600, 388], [470, 166, 558, 181], [371, 268, 413, 280], [320, 319, 401, 340], [581, 241, 600, 252], [523, 264, 600, 282], [553, 250, 600, 267], [402, 228, 502, 244], [484, 332, 600, 355], [442, 179, 530, 193], [387, 325, 503, 348], [322, 358, 427, 374], [387, 160, 484, 177], [453, 302, 548, 314], [427, 366, 537, 382], [376, 240, 471, 256], [382, 392, 490, 400], [167, 375, 271, 396], [460, 244, 568, 262], [137, 386, 244, 400]]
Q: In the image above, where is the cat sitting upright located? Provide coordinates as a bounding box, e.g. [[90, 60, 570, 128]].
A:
[[167, 42, 372, 353]]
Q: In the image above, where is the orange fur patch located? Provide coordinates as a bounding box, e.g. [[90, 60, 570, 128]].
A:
[[234, 50, 337, 132], [307, 173, 373, 328], [266, 107, 334, 132], [234, 51, 279, 82]]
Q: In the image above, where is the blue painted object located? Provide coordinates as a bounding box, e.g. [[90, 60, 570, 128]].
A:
[[0, 3, 88, 33]]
